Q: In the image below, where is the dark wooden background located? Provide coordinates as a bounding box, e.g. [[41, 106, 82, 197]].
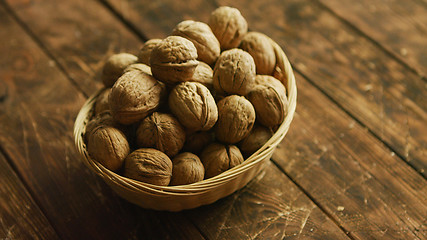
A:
[[0, 0, 426, 239]]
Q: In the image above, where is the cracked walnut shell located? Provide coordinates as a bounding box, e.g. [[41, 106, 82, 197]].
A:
[[215, 95, 256, 144], [213, 49, 255, 96], [150, 36, 199, 85], [136, 112, 186, 158], [169, 82, 218, 131], [124, 148, 173, 186], [200, 143, 244, 178], [172, 20, 220, 66]]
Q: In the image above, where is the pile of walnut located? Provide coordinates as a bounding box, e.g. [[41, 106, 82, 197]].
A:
[[85, 6, 288, 186]]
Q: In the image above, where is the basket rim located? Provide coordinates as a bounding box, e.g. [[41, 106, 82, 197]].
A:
[[73, 38, 297, 195]]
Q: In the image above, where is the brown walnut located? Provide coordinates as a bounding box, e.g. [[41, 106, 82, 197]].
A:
[[137, 39, 162, 66], [239, 32, 276, 75], [150, 36, 199, 85], [239, 125, 273, 157], [136, 112, 186, 157], [213, 49, 255, 96], [169, 82, 218, 131], [124, 148, 173, 186], [183, 131, 213, 154], [109, 70, 166, 125], [172, 20, 220, 66], [87, 125, 130, 172], [101, 53, 138, 87], [124, 63, 152, 75], [208, 6, 248, 50], [170, 152, 205, 185], [215, 95, 256, 144], [200, 143, 244, 178], [188, 61, 214, 90], [247, 75, 288, 127], [94, 88, 111, 115]]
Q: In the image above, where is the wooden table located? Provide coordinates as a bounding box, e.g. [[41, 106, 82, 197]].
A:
[[0, 0, 426, 239]]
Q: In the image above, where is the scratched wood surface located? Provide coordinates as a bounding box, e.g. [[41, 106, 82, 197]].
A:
[[0, 0, 426, 239]]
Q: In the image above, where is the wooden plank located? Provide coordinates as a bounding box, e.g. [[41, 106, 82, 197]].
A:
[[0, 152, 59, 239], [218, 0, 427, 177], [318, 0, 427, 77], [3, 0, 143, 97], [101, 0, 427, 238], [4, 0, 353, 238], [185, 162, 350, 239], [0, 4, 204, 240], [273, 73, 427, 239]]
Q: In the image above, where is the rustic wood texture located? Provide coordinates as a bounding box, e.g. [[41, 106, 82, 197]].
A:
[[0, 3, 205, 240], [1, 0, 426, 239], [319, 0, 427, 77], [0, 152, 59, 239]]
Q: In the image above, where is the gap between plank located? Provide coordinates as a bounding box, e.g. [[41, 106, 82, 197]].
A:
[[270, 159, 356, 240], [0, 0, 88, 99], [313, 0, 426, 81]]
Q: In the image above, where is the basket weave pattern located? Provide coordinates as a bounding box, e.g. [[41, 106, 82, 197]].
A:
[[74, 38, 297, 211]]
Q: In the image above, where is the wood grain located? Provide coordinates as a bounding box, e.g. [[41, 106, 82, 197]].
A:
[[216, 0, 427, 177], [318, 0, 427, 77], [0, 4, 204, 240], [0, 152, 59, 239], [185, 162, 350, 239], [273, 73, 427, 239]]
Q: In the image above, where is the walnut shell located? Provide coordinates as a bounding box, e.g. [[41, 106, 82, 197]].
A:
[[109, 70, 166, 125], [169, 82, 218, 131], [247, 75, 288, 127], [208, 6, 248, 50], [137, 39, 162, 66], [200, 143, 244, 178], [101, 53, 138, 87], [87, 126, 130, 171], [239, 32, 276, 75], [136, 112, 186, 157], [124, 63, 151, 75], [124, 148, 172, 186], [94, 88, 111, 115], [170, 152, 205, 185], [183, 131, 213, 154], [172, 20, 220, 66], [213, 49, 255, 96], [239, 125, 273, 157], [215, 95, 256, 144], [188, 61, 214, 90], [150, 36, 199, 85]]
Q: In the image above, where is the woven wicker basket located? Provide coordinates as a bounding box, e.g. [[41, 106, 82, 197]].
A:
[[74, 38, 297, 211]]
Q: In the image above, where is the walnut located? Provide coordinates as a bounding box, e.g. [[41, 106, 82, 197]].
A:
[[136, 112, 186, 157], [239, 32, 276, 75], [109, 70, 166, 125], [124, 63, 151, 75], [170, 152, 205, 185], [208, 6, 248, 50], [101, 53, 138, 87], [215, 95, 256, 144], [87, 125, 130, 171], [85, 111, 116, 141], [247, 75, 288, 127], [239, 125, 273, 157], [124, 148, 172, 186], [94, 88, 111, 115], [172, 20, 220, 66], [137, 39, 162, 66], [150, 36, 199, 85], [200, 143, 244, 178], [188, 61, 214, 90], [213, 49, 255, 96], [183, 131, 213, 154], [169, 82, 218, 131]]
